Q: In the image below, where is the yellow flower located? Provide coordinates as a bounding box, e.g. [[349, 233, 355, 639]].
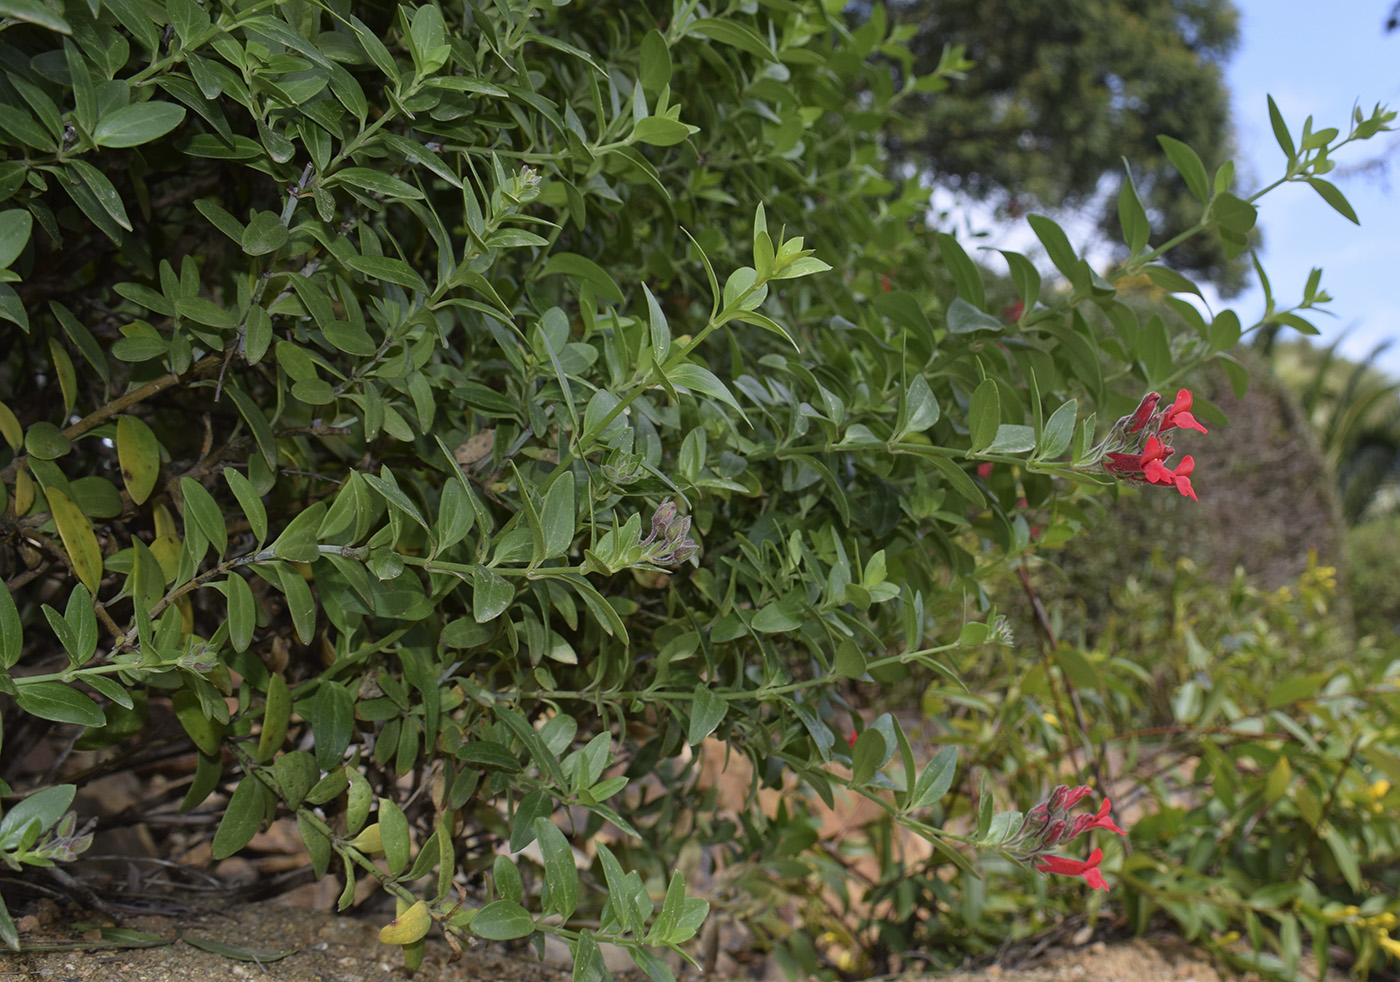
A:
[[1378, 932, 1400, 959]]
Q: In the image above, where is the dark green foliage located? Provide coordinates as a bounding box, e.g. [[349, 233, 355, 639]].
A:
[[1348, 517, 1400, 640]]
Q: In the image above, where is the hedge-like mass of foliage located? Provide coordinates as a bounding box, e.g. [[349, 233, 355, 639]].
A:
[[0, 0, 1395, 976]]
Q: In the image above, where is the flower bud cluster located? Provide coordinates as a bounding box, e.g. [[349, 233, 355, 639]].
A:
[[641, 501, 698, 567], [1006, 785, 1127, 892], [1099, 389, 1208, 501], [8, 811, 94, 868]]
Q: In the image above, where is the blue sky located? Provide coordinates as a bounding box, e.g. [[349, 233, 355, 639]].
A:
[[1226, 0, 1400, 373]]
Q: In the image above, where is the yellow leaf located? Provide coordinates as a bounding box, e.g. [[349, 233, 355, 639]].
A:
[[14, 467, 34, 516], [48, 339, 76, 415], [378, 900, 431, 945], [0, 399, 20, 449], [150, 534, 181, 583], [47, 486, 102, 593], [153, 502, 178, 539], [117, 414, 161, 504], [347, 823, 384, 856]]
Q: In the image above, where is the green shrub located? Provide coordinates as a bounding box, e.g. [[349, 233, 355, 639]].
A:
[[1348, 517, 1400, 643], [0, 0, 1391, 975], [842, 553, 1400, 979]]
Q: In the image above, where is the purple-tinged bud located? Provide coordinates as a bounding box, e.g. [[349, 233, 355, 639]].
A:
[[649, 501, 678, 541], [665, 514, 692, 546], [1126, 392, 1162, 434], [1042, 819, 1068, 847]]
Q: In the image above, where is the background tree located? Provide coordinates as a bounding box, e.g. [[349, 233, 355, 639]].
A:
[[891, 0, 1249, 292]]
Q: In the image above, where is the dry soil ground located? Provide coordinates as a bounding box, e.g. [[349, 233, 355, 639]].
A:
[[0, 898, 1302, 982]]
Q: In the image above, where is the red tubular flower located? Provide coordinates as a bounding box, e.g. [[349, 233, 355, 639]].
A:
[[1110, 436, 1173, 481], [1144, 455, 1197, 500], [1047, 785, 1095, 812], [1036, 848, 1109, 891], [1069, 798, 1128, 838], [1161, 389, 1208, 434]]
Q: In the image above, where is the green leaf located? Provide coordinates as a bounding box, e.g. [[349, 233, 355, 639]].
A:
[[278, 563, 316, 645], [984, 424, 1036, 454], [224, 467, 267, 544], [833, 640, 866, 679], [686, 18, 775, 60], [572, 931, 608, 982], [378, 798, 411, 875], [277, 754, 318, 814], [330, 167, 425, 201], [899, 375, 940, 435], [63, 39, 95, 132], [180, 477, 227, 556], [62, 582, 96, 666], [0, 892, 15, 951], [1267, 95, 1295, 160], [1307, 178, 1359, 225], [666, 363, 749, 425], [752, 597, 803, 633], [639, 30, 672, 92], [225, 385, 277, 469], [1026, 214, 1078, 279], [850, 729, 886, 786], [936, 233, 985, 309], [910, 746, 958, 809], [0, 210, 32, 269], [472, 567, 514, 623], [946, 297, 1003, 334], [92, 102, 186, 148], [211, 774, 265, 859], [644, 870, 690, 944], [241, 211, 288, 256], [271, 502, 327, 562], [65, 158, 132, 233], [1209, 310, 1241, 352], [0, 578, 21, 669], [1143, 264, 1202, 298], [688, 684, 727, 745], [540, 252, 623, 303], [632, 115, 697, 147], [311, 683, 354, 771], [0, 784, 75, 848], [25, 421, 69, 459], [1212, 192, 1257, 236], [968, 379, 1000, 453], [226, 572, 256, 654], [1157, 135, 1211, 204], [534, 818, 579, 920], [540, 471, 575, 560], [1322, 826, 1363, 892], [0, 104, 54, 151], [256, 673, 290, 763], [642, 282, 671, 366], [1039, 400, 1077, 459], [470, 900, 535, 941], [1117, 170, 1150, 253], [0, 0, 70, 33], [15, 680, 104, 726], [172, 687, 225, 755], [345, 254, 429, 294]]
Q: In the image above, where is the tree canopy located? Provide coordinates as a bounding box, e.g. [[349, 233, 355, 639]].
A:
[[893, 0, 1248, 291]]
